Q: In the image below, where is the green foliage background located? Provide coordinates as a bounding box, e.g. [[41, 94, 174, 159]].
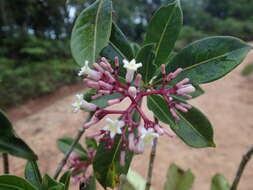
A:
[[1, 0, 253, 109]]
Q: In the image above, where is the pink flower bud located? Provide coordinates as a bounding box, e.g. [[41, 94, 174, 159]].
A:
[[93, 63, 104, 73], [161, 64, 166, 75], [81, 100, 97, 111], [104, 71, 115, 83], [134, 140, 145, 154], [179, 102, 192, 109], [83, 118, 99, 129], [128, 86, 137, 98], [101, 57, 114, 72], [120, 151, 126, 167], [85, 80, 100, 90], [86, 131, 102, 139], [114, 56, 119, 68], [170, 108, 180, 120], [91, 93, 102, 100], [107, 98, 121, 106], [128, 133, 135, 151], [134, 74, 142, 87], [164, 128, 176, 137], [87, 69, 102, 81], [125, 70, 134, 83], [99, 90, 111, 94], [175, 103, 188, 112], [154, 124, 164, 135], [176, 78, 190, 87], [98, 80, 113, 90], [177, 84, 195, 94]]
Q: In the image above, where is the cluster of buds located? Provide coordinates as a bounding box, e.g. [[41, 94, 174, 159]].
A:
[[64, 148, 96, 184], [72, 56, 195, 166]]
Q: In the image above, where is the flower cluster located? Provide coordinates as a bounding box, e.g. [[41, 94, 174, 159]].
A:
[[64, 148, 96, 184], [72, 56, 195, 166]]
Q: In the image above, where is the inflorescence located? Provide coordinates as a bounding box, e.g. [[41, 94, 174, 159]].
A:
[[72, 56, 195, 166]]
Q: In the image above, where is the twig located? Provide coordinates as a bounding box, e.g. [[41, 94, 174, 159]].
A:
[[145, 117, 159, 190], [231, 146, 253, 190], [53, 113, 92, 179], [2, 153, 9, 174]]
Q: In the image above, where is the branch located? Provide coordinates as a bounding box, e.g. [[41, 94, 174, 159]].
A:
[[231, 146, 253, 190], [145, 117, 159, 190], [53, 113, 93, 179], [2, 153, 9, 174]]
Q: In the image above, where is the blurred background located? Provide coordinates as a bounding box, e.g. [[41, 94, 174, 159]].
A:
[[1, 1, 253, 189], [1, 0, 253, 109]]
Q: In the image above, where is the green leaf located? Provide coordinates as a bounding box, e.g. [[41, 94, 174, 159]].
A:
[[59, 170, 72, 190], [131, 43, 140, 57], [71, 0, 112, 65], [0, 175, 37, 190], [91, 93, 123, 108], [168, 36, 252, 84], [147, 95, 215, 148], [0, 110, 37, 160], [57, 137, 88, 160], [42, 174, 64, 190], [85, 138, 98, 150], [136, 43, 156, 84], [93, 135, 133, 189], [164, 163, 194, 190], [144, 0, 183, 67], [109, 23, 135, 60], [25, 161, 43, 190], [80, 176, 97, 190], [211, 174, 230, 190]]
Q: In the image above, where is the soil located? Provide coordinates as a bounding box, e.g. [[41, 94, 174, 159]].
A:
[[2, 46, 253, 190]]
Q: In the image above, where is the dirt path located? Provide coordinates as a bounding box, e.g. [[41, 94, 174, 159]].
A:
[[2, 49, 253, 190]]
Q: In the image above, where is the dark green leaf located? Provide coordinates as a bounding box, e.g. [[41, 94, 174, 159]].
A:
[[211, 174, 230, 190], [147, 95, 215, 148], [0, 175, 37, 190], [168, 36, 252, 84], [93, 135, 133, 188], [131, 43, 140, 57], [85, 138, 98, 150], [109, 23, 134, 60], [0, 110, 37, 160], [163, 163, 194, 190], [59, 170, 72, 190], [57, 137, 88, 160], [71, 0, 112, 65], [136, 43, 156, 84], [144, 0, 183, 67], [25, 161, 43, 190], [42, 174, 64, 190], [83, 89, 98, 102]]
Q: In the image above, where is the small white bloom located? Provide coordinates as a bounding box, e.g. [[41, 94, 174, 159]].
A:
[[72, 94, 97, 112], [123, 59, 142, 71], [78, 61, 90, 76], [139, 126, 159, 145], [103, 118, 125, 138]]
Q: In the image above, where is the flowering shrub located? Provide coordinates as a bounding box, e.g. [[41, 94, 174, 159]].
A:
[[0, 0, 252, 190]]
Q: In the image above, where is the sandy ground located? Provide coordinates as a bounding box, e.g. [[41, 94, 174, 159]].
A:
[[2, 48, 253, 190]]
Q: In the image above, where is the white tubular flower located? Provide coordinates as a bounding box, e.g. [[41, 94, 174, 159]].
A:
[[139, 126, 159, 146], [78, 61, 101, 81], [103, 118, 125, 138], [72, 94, 97, 112], [128, 86, 137, 98], [123, 59, 142, 83]]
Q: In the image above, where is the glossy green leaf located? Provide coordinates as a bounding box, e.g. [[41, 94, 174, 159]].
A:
[[57, 137, 88, 160], [59, 171, 72, 190], [0, 175, 37, 190], [164, 163, 194, 190], [167, 36, 252, 84], [71, 0, 112, 65], [42, 174, 64, 190], [85, 138, 98, 150], [136, 43, 156, 84], [93, 135, 133, 188], [147, 95, 215, 148], [25, 161, 43, 190], [144, 0, 183, 67], [0, 110, 37, 160], [211, 174, 230, 190]]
